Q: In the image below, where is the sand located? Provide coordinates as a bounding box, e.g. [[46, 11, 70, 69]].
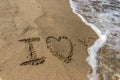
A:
[[0, 0, 98, 80]]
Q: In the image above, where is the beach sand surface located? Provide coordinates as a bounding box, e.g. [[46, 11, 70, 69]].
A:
[[0, 0, 98, 80]]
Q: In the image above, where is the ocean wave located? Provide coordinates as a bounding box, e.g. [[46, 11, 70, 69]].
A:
[[69, 0, 120, 80]]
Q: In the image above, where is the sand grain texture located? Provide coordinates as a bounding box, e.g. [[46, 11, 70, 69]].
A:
[[0, 0, 98, 80]]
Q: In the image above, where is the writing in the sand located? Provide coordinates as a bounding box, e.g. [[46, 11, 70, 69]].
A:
[[46, 36, 73, 63], [18, 36, 74, 66], [0, 67, 1, 71], [19, 37, 46, 66]]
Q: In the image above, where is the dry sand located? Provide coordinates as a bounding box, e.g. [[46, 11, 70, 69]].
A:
[[0, 0, 98, 80]]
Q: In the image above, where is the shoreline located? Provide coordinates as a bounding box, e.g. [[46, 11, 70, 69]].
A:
[[68, 0, 108, 80], [0, 0, 98, 80]]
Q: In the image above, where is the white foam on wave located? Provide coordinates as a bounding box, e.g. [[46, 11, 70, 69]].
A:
[[87, 36, 107, 80], [69, 0, 107, 80]]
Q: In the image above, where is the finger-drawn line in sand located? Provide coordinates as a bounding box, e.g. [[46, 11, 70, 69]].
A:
[[19, 37, 46, 66], [78, 37, 95, 50], [46, 36, 73, 63], [0, 67, 1, 71]]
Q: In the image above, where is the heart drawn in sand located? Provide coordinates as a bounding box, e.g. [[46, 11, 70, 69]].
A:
[[46, 36, 73, 63]]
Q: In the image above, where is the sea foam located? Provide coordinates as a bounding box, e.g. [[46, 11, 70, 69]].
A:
[[69, 0, 120, 80], [69, 0, 107, 80]]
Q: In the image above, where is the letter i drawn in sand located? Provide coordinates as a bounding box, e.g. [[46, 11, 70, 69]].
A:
[[0, 67, 1, 71], [18, 37, 46, 66]]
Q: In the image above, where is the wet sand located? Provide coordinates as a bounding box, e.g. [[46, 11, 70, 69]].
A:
[[0, 0, 98, 80]]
